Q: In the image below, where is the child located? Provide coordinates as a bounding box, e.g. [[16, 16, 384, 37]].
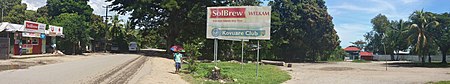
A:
[[174, 50, 184, 73]]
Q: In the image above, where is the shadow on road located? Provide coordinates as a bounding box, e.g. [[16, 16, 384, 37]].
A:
[[387, 62, 450, 68]]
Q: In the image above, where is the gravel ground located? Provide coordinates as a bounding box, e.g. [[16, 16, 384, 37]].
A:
[[281, 61, 450, 84], [134, 57, 188, 84]]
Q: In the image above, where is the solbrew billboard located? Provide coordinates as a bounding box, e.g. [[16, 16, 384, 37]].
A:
[[207, 6, 271, 40], [24, 21, 46, 33]]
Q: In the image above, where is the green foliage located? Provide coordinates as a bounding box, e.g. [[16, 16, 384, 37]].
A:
[[52, 13, 89, 54], [183, 38, 205, 73], [3, 3, 27, 24], [407, 10, 440, 63], [327, 46, 347, 61], [107, 0, 341, 62], [365, 14, 391, 54], [352, 59, 370, 63], [183, 62, 291, 84], [46, 0, 93, 20], [269, 0, 340, 62], [429, 81, 450, 84]]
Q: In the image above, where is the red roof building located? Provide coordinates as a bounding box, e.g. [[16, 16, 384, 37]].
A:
[[360, 51, 374, 61], [360, 52, 373, 57], [344, 46, 360, 52]]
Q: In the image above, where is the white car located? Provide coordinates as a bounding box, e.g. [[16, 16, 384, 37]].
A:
[[129, 42, 139, 52]]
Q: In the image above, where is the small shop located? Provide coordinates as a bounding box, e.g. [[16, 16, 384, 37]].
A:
[[12, 21, 47, 55], [344, 46, 360, 60], [0, 22, 24, 57], [46, 25, 64, 53]]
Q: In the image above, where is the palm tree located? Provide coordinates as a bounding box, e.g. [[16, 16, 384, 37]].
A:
[[407, 10, 439, 64], [386, 20, 409, 61]]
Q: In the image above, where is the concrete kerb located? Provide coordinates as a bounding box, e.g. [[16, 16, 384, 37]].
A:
[[10, 54, 63, 59]]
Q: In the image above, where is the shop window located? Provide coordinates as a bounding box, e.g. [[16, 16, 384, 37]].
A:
[[21, 40, 29, 44], [32, 39, 38, 45]]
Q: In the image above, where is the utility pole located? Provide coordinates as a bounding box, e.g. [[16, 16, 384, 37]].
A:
[[102, 5, 112, 52]]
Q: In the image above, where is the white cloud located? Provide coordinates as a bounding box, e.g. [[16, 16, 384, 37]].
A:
[[335, 23, 372, 47], [21, 0, 130, 23], [22, 0, 46, 11], [400, 0, 419, 4], [329, 0, 397, 14]]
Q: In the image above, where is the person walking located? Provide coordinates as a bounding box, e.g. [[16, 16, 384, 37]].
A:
[[174, 50, 184, 73]]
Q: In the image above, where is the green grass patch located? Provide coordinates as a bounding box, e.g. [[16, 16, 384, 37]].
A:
[[427, 81, 450, 84], [181, 62, 291, 84], [352, 59, 370, 63]]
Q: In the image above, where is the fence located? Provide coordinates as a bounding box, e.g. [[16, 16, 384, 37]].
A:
[[374, 55, 450, 62]]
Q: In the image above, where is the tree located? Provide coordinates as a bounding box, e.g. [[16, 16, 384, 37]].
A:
[[367, 14, 391, 55], [46, 0, 93, 20], [44, 0, 96, 54], [433, 12, 450, 63], [89, 14, 107, 51], [351, 40, 366, 50], [407, 10, 440, 64], [269, 0, 339, 61], [3, 3, 27, 24], [0, 0, 22, 22], [107, 0, 217, 52], [385, 20, 410, 60], [52, 13, 89, 54]]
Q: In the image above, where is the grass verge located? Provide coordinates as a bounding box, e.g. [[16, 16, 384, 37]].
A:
[[352, 59, 370, 63], [427, 81, 450, 84], [181, 62, 291, 84]]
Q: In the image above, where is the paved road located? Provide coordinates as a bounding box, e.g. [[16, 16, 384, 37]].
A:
[[0, 54, 141, 84]]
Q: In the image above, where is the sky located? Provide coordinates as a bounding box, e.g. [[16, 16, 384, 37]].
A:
[[22, 0, 450, 48], [21, 0, 130, 22], [324, 0, 450, 47]]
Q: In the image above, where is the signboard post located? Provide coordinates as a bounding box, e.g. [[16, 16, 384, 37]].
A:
[[207, 6, 271, 79]]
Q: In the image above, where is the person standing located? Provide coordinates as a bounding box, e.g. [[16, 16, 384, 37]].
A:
[[174, 50, 184, 73], [18, 40, 22, 56]]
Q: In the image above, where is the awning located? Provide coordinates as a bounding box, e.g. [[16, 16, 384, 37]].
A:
[[0, 22, 24, 32]]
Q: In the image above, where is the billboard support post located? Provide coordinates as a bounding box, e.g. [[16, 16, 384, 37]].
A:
[[214, 38, 218, 66], [241, 39, 244, 70], [256, 40, 260, 79]]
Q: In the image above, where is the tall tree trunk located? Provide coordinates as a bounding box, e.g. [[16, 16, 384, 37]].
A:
[[428, 53, 431, 63], [390, 53, 395, 61], [421, 54, 425, 64], [442, 48, 448, 64], [396, 51, 400, 61]]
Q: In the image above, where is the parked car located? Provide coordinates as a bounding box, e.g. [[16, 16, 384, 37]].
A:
[[110, 45, 119, 52], [129, 42, 139, 52]]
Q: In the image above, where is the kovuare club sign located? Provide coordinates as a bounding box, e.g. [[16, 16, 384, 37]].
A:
[[207, 6, 271, 40]]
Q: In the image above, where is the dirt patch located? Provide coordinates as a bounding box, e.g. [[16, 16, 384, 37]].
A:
[[0, 60, 59, 71], [319, 67, 354, 71], [283, 62, 450, 84]]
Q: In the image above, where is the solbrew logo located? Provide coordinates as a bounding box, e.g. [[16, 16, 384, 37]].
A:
[[210, 8, 246, 18], [25, 22, 39, 30]]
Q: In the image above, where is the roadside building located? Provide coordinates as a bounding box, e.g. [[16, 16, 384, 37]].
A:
[[0, 21, 47, 55], [344, 46, 360, 60], [46, 25, 64, 53], [360, 51, 374, 61]]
